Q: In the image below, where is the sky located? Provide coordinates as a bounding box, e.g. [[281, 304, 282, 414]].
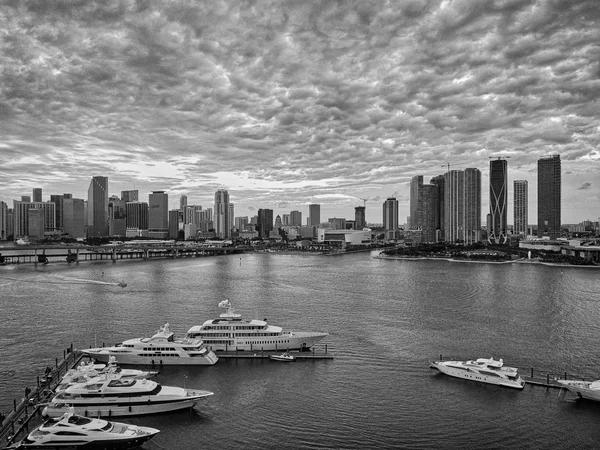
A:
[[1, 0, 599, 225]]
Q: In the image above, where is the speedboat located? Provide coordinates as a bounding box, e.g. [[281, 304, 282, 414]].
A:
[[55, 357, 158, 393], [430, 357, 525, 389], [42, 367, 213, 418], [186, 299, 329, 352], [82, 322, 218, 366], [269, 352, 296, 362], [556, 379, 600, 401], [8, 408, 159, 449]]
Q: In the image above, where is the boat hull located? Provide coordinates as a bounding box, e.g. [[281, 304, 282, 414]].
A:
[[205, 332, 328, 352], [82, 350, 218, 366], [43, 398, 201, 418], [431, 361, 525, 389], [557, 381, 600, 401], [11, 434, 157, 449]]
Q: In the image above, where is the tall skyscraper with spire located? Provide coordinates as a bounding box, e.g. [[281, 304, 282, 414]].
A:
[[514, 180, 528, 235], [489, 158, 508, 244], [214, 189, 230, 238], [537, 155, 561, 239], [87, 176, 108, 238]]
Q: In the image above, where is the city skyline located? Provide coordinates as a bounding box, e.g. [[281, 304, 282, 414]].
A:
[[1, 2, 599, 224]]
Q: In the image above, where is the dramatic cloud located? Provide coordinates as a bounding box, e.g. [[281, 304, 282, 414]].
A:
[[1, 0, 599, 222]]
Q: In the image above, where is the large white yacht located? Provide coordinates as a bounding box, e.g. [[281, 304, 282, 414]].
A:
[[556, 379, 600, 401], [430, 357, 525, 389], [186, 299, 329, 352], [42, 368, 213, 418], [82, 323, 218, 366], [56, 357, 158, 393], [10, 408, 159, 449]]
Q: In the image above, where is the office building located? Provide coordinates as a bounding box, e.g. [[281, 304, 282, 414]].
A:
[[355, 206, 366, 230], [169, 210, 179, 239], [409, 176, 423, 229], [50, 195, 64, 231], [514, 180, 528, 235], [148, 191, 169, 239], [290, 210, 302, 227], [257, 209, 273, 239], [538, 155, 561, 239], [13, 200, 56, 238], [308, 204, 321, 227], [328, 218, 346, 230], [126, 202, 149, 236], [108, 196, 126, 237], [489, 159, 508, 244], [32, 188, 42, 203], [383, 197, 399, 240], [87, 176, 109, 238], [121, 190, 138, 203], [214, 189, 231, 238], [0, 201, 8, 240], [63, 197, 86, 238]]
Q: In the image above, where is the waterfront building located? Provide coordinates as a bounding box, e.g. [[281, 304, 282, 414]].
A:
[[489, 159, 508, 244], [13, 200, 56, 238], [32, 188, 42, 203], [290, 210, 302, 226], [514, 180, 528, 235], [229, 203, 235, 233], [148, 191, 169, 239], [257, 209, 273, 239], [317, 229, 372, 247], [309, 204, 321, 227], [50, 194, 64, 231], [28, 208, 44, 239], [121, 190, 138, 203], [444, 168, 481, 244], [355, 206, 366, 230], [383, 197, 399, 240], [63, 197, 85, 238], [87, 176, 109, 238], [328, 217, 346, 230], [274, 215, 282, 230], [538, 155, 561, 239], [21, 196, 31, 202], [430, 175, 445, 241], [235, 216, 249, 231], [168, 209, 179, 239], [214, 189, 231, 239], [421, 184, 439, 243], [464, 168, 482, 244], [410, 176, 423, 229], [126, 202, 149, 236], [0, 201, 7, 240], [108, 196, 126, 237]]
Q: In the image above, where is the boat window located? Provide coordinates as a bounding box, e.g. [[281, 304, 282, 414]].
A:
[[55, 431, 87, 436]]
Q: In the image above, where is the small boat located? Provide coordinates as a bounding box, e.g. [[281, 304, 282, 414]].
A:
[[8, 408, 159, 449], [430, 357, 525, 389], [269, 352, 296, 362], [556, 379, 600, 401]]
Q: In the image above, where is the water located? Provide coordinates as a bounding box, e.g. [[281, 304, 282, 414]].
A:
[[1, 252, 600, 449]]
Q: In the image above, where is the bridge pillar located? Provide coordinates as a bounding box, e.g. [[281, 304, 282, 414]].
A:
[[111, 248, 117, 261]]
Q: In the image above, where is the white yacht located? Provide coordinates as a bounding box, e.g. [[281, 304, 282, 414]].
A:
[[556, 379, 600, 401], [42, 367, 213, 418], [56, 357, 158, 393], [82, 323, 218, 366], [186, 299, 329, 352], [430, 357, 525, 389], [9, 408, 159, 449]]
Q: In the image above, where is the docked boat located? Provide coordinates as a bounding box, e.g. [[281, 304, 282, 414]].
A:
[[42, 367, 213, 418], [82, 322, 218, 366], [269, 352, 296, 362], [556, 379, 600, 401], [430, 357, 525, 389], [8, 408, 159, 449], [185, 299, 329, 352], [55, 357, 158, 393]]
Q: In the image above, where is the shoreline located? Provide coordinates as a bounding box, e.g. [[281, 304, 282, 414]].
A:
[[374, 255, 600, 268]]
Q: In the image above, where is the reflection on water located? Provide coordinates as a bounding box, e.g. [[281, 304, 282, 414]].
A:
[[1, 253, 600, 449]]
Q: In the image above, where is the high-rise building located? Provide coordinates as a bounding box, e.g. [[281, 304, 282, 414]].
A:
[[50, 195, 64, 231], [180, 195, 187, 211], [168, 210, 179, 239], [257, 209, 273, 239], [430, 175, 445, 241], [108, 196, 126, 237], [409, 176, 423, 229], [290, 210, 302, 227], [538, 155, 561, 239], [214, 190, 231, 238], [0, 201, 8, 240], [63, 197, 85, 238], [354, 206, 366, 230], [514, 180, 528, 235], [488, 159, 508, 244], [444, 168, 481, 244], [383, 197, 399, 239], [32, 188, 42, 203], [126, 202, 149, 232], [87, 176, 109, 238], [121, 190, 139, 203], [282, 214, 290, 226], [308, 204, 321, 227], [421, 185, 439, 242], [13, 200, 56, 238], [235, 216, 249, 231], [148, 191, 169, 239]]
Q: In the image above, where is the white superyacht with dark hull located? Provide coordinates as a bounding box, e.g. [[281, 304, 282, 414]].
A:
[[430, 357, 525, 389], [186, 299, 329, 352]]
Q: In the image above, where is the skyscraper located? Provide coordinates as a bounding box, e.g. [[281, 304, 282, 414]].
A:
[[444, 168, 481, 244], [121, 190, 138, 203], [308, 204, 321, 227], [87, 176, 109, 238], [538, 155, 561, 239], [50, 194, 64, 231], [214, 189, 231, 238], [383, 198, 398, 239], [514, 180, 528, 235], [126, 202, 149, 232], [32, 188, 42, 202], [63, 197, 85, 238], [290, 210, 302, 226], [148, 191, 169, 239], [421, 184, 439, 242], [489, 158, 508, 244], [409, 175, 423, 229], [0, 201, 8, 240], [354, 206, 366, 230], [257, 208, 273, 239], [430, 175, 445, 241]]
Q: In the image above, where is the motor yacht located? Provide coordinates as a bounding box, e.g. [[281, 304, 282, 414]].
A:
[[82, 323, 218, 366], [185, 299, 329, 352], [430, 357, 525, 389], [8, 408, 159, 449], [269, 352, 296, 362], [55, 357, 158, 393], [42, 367, 213, 418], [556, 379, 600, 401]]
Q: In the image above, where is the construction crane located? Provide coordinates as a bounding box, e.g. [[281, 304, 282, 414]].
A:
[[359, 197, 367, 208]]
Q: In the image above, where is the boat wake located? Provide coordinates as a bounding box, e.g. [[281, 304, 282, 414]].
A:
[[0, 275, 127, 288]]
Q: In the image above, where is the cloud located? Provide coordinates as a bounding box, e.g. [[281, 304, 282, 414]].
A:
[[577, 182, 592, 190]]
